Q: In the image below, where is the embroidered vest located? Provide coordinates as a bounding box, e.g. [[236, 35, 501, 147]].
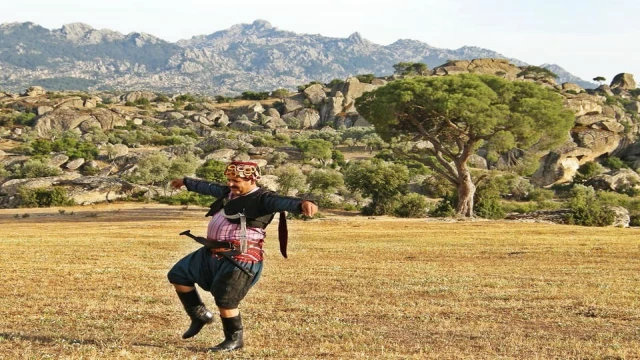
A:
[[205, 188, 275, 228]]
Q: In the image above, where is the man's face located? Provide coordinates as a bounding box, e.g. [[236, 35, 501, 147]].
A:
[[226, 175, 256, 195]]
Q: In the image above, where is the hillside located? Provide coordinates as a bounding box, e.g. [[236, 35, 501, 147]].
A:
[[1, 63, 639, 225]]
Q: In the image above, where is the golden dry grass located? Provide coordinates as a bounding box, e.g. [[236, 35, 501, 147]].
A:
[[0, 204, 639, 359]]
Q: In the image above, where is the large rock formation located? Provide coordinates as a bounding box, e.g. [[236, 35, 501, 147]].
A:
[[33, 107, 127, 138], [610, 73, 636, 90]]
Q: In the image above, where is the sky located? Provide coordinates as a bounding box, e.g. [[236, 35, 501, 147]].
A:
[[1, 0, 638, 84]]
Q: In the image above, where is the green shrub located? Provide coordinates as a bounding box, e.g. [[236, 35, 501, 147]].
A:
[[574, 161, 604, 183], [393, 193, 428, 218], [564, 185, 615, 226], [195, 159, 227, 183], [501, 201, 540, 214], [0, 166, 10, 179], [297, 81, 322, 93], [19, 159, 62, 178], [14, 112, 36, 126], [326, 79, 345, 87], [475, 191, 505, 219], [331, 150, 346, 167], [175, 94, 196, 102], [516, 65, 558, 79], [154, 94, 170, 102], [18, 186, 75, 207], [421, 175, 454, 198], [157, 192, 215, 206], [240, 91, 269, 100], [214, 95, 235, 103], [361, 198, 398, 216], [134, 98, 150, 106], [47, 136, 99, 160], [430, 193, 456, 217], [527, 188, 555, 202], [597, 191, 640, 212], [603, 156, 628, 170], [343, 203, 359, 211], [355, 74, 375, 84], [0, 112, 36, 127]]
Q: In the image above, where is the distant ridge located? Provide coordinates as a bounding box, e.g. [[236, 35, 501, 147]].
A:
[[0, 20, 596, 94]]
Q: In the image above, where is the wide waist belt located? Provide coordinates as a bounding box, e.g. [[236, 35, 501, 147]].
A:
[[179, 230, 254, 277]]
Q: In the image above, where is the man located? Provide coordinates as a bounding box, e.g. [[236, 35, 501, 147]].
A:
[[167, 161, 318, 352]]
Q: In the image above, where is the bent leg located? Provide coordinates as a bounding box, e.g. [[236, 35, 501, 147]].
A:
[[167, 248, 215, 339]]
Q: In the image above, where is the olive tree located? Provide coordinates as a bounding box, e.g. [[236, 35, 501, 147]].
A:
[[342, 159, 409, 215]]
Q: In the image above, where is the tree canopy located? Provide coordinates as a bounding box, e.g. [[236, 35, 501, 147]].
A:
[[343, 159, 409, 215], [356, 73, 574, 217], [393, 62, 429, 76]]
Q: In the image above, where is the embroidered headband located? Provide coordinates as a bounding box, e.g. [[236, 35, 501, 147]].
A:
[[224, 161, 261, 180]]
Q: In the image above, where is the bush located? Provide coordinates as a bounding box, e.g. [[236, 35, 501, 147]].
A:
[[475, 190, 505, 219], [326, 79, 344, 87], [30, 134, 99, 160], [297, 81, 322, 93], [429, 193, 456, 217], [574, 161, 604, 183], [214, 95, 235, 103], [0, 112, 36, 127], [527, 188, 555, 202], [175, 94, 196, 102], [18, 186, 75, 207], [343, 203, 359, 211], [134, 98, 150, 106], [19, 159, 62, 178], [240, 91, 269, 100], [393, 193, 428, 218], [157, 192, 215, 206], [516, 65, 558, 79], [361, 198, 398, 216], [154, 94, 170, 102], [270, 89, 290, 99], [421, 175, 454, 198], [331, 149, 346, 167], [355, 74, 375, 84], [603, 156, 628, 170], [564, 185, 615, 226], [195, 159, 227, 183]]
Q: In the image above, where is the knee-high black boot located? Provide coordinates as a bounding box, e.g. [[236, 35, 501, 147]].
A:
[[209, 314, 244, 352], [176, 290, 214, 339]]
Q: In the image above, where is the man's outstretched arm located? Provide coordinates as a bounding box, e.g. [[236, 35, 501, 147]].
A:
[[262, 193, 318, 217], [170, 177, 229, 198]]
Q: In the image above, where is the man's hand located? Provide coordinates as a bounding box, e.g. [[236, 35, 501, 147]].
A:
[[170, 178, 185, 189], [301, 201, 318, 217]]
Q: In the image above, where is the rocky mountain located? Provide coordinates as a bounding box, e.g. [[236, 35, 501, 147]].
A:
[[540, 63, 595, 89], [0, 20, 596, 95]]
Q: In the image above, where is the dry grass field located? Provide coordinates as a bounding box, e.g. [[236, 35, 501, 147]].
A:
[[1, 203, 639, 359]]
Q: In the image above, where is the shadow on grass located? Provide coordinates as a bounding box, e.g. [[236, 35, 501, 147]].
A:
[[0, 332, 210, 352]]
